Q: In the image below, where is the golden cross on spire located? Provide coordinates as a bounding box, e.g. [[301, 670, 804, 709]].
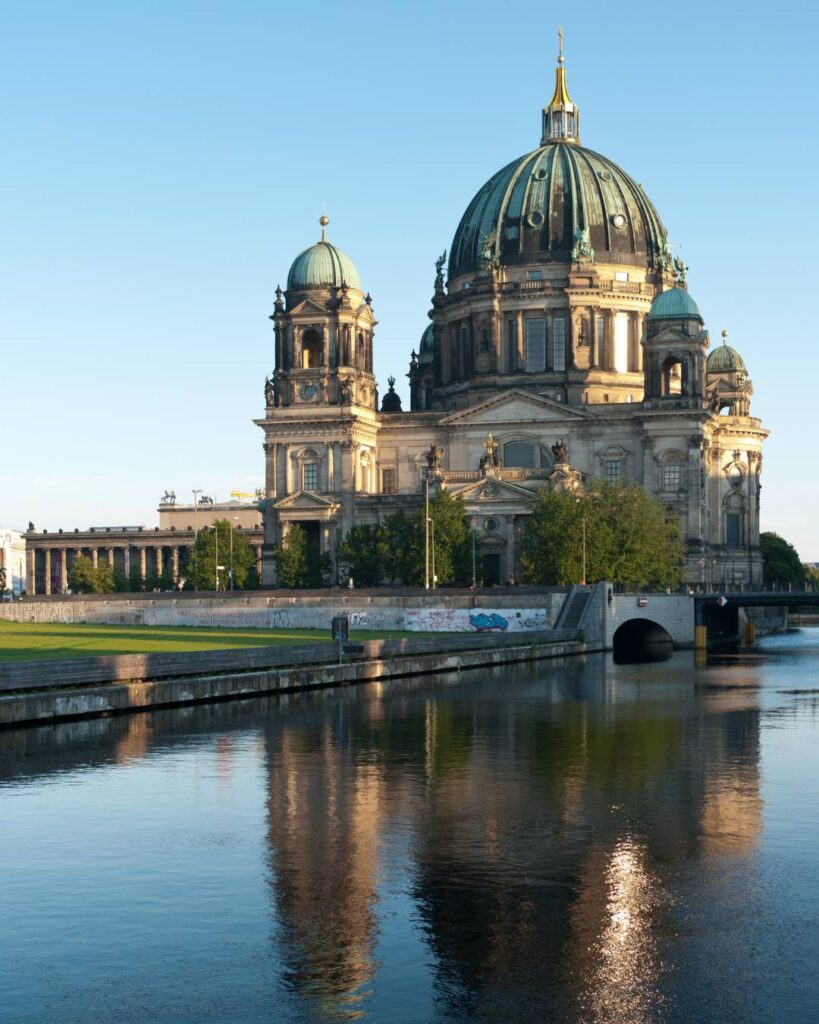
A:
[[557, 26, 564, 64]]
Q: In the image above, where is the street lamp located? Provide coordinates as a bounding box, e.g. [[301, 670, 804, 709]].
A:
[[581, 514, 587, 586], [471, 516, 477, 589], [230, 516, 239, 591], [424, 469, 430, 590], [192, 489, 202, 536]]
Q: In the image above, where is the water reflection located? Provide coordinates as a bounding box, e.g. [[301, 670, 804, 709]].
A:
[[1, 639, 817, 1023]]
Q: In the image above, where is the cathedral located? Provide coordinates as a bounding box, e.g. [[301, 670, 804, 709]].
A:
[[257, 49, 767, 588]]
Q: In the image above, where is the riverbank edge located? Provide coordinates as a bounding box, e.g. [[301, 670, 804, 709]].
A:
[[0, 638, 591, 729]]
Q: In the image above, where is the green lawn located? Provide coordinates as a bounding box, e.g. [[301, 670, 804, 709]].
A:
[[0, 621, 418, 663]]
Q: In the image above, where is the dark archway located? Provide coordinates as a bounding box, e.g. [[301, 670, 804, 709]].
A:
[[613, 618, 674, 663]]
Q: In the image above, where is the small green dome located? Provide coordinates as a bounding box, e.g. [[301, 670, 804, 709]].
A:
[[287, 232, 361, 292], [647, 287, 702, 322], [708, 343, 746, 373], [419, 324, 434, 354]]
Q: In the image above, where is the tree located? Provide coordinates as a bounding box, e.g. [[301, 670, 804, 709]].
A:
[[68, 555, 100, 594], [519, 484, 682, 589], [0, 566, 8, 596], [760, 532, 804, 588], [186, 520, 258, 590], [273, 524, 310, 588], [338, 523, 384, 587], [95, 560, 115, 593], [68, 555, 116, 594], [337, 493, 472, 589]]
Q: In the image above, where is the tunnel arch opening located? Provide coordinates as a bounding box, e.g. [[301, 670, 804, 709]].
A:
[[613, 618, 674, 663]]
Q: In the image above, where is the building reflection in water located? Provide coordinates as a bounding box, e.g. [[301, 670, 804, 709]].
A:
[[264, 709, 389, 1020], [254, 655, 764, 1022]]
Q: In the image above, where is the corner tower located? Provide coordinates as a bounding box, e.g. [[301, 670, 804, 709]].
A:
[[269, 216, 378, 412]]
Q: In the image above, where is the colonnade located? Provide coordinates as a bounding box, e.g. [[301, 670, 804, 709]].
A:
[[25, 537, 264, 596]]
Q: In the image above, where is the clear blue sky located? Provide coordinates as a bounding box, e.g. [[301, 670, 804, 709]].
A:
[[3, 1, 818, 558]]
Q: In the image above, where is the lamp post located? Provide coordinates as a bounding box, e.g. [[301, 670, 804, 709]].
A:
[[581, 514, 587, 586], [430, 519, 437, 589], [192, 489, 202, 537], [230, 516, 239, 591], [471, 516, 477, 590], [424, 469, 430, 590]]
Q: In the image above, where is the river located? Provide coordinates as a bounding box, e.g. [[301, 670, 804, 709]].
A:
[[1, 630, 818, 1023]]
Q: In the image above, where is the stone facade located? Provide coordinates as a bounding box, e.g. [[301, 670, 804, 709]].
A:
[[0, 528, 26, 596], [258, 59, 767, 589], [24, 500, 262, 596]]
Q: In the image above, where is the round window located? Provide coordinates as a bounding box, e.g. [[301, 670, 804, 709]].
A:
[[534, 166, 548, 180], [527, 210, 545, 228], [485, 518, 498, 532]]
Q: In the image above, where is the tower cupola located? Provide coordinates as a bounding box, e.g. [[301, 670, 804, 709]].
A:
[[541, 29, 580, 144]]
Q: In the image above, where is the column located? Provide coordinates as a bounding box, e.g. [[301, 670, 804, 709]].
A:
[[172, 546, 180, 584], [107, 548, 115, 568], [60, 551, 68, 595], [44, 549, 52, 595], [265, 442, 278, 498], [255, 546, 263, 580], [26, 548, 36, 595], [156, 546, 164, 578], [91, 548, 98, 569], [334, 442, 343, 495], [139, 547, 146, 582], [124, 547, 131, 578], [589, 310, 598, 368], [604, 311, 614, 371], [636, 314, 645, 373], [285, 445, 294, 494], [516, 311, 524, 370]]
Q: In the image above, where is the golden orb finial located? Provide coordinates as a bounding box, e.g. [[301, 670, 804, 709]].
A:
[[319, 213, 329, 241], [722, 328, 729, 344]]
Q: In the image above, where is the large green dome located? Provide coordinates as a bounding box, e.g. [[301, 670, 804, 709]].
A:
[[419, 323, 434, 354], [647, 287, 702, 322], [448, 142, 668, 280], [287, 235, 361, 292]]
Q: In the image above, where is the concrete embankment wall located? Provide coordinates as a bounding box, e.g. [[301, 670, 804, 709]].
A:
[[0, 591, 567, 633], [0, 631, 586, 728]]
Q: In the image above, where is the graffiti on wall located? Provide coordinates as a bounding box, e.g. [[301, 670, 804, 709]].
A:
[[405, 608, 550, 633]]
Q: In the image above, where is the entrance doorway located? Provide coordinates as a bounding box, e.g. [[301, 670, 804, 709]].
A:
[[481, 552, 502, 587]]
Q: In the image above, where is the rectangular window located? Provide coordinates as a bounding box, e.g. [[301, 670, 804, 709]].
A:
[[527, 270, 544, 281], [525, 318, 546, 372], [615, 271, 629, 282], [596, 316, 605, 360], [726, 513, 742, 549], [613, 313, 629, 373], [605, 460, 622, 486], [303, 463, 319, 492], [506, 319, 518, 372], [661, 463, 682, 491], [381, 468, 396, 494], [552, 317, 566, 372]]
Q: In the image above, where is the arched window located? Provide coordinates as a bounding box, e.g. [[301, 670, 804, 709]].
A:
[[661, 355, 684, 396], [724, 493, 745, 548], [359, 451, 371, 493], [503, 441, 535, 468], [302, 329, 322, 369]]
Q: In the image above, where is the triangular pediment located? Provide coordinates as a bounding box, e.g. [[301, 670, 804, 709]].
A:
[[272, 490, 339, 510], [440, 389, 587, 427], [288, 298, 329, 316], [447, 476, 538, 502], [354, 303, 376, 324]]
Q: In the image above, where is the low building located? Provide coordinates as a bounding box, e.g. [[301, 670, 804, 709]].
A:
[[0, 528, 26, 596], [24, 497, 263, 595]]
